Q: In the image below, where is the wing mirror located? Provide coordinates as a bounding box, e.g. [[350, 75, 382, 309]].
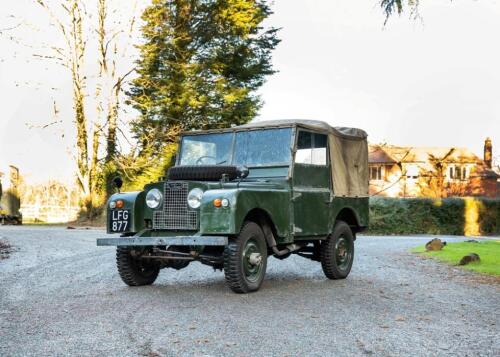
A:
[[236, 166, 249, 179], [113, 176, 123, 193]]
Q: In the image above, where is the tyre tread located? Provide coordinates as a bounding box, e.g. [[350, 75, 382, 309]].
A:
[[116, 247, 159, 286]]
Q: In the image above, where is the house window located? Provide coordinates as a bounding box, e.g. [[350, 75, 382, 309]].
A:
[[295, 131, 327, 166], [449, 165, 469, 180], [370, 166, 383, 181], [405, 165, 419, 179]]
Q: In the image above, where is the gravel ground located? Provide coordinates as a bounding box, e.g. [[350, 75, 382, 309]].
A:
[[0, 226, 498, 357]]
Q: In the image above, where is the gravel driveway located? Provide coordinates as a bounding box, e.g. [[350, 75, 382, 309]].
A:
[[0, 226, 498, 356]]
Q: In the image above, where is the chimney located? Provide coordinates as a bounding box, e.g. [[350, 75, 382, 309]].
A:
[[484, 137, 492, 169]]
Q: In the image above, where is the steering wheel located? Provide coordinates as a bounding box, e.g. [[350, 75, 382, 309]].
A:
[[196, 155, 217, 165]]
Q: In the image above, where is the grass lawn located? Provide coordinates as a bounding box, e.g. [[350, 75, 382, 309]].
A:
[[412, 240, 500, 276]]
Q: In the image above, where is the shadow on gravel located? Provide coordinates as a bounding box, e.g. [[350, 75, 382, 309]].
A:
[[0, 238, 15, 260], [129, 272, 352, 298]]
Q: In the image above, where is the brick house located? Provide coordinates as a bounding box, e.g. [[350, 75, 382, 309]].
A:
[[369, 138, 499, 198]]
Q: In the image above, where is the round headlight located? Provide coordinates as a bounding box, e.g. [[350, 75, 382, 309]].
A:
[[187, 188, 204, 209], [146, 188, 163, 209]]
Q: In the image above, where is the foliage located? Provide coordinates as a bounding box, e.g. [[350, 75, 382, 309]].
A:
[[380, 0, 420, 24], [417, 150, 472, 198], [369, 197, 500, 236], [115, 143, 179, 192], [127, 0, 280, 153], [412, 241, 500, 276]]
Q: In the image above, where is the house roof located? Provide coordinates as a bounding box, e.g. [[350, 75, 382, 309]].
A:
[[369, 144, 499, 179], [369, 144, 483, 164], [369, 144, 397, 164]]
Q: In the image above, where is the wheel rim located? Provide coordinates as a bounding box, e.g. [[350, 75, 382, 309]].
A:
[[242, 238, 264, 283], [335, 235, 352, 271]]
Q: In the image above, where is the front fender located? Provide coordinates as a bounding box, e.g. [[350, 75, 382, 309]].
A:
[[199, 188, 291, 240], [107, 191, 146, 233], [199, 189, 238, 234]]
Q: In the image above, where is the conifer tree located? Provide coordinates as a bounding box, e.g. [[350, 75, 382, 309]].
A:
[[127, 0, 280, 152]]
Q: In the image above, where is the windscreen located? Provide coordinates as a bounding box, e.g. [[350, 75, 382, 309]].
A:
[[233, 128, 292, 166], [179, 128, 292, 167], [179, 133, 233, 166]]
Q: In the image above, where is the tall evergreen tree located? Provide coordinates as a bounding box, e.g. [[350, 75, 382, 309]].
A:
[[128, 0, 280, 152]]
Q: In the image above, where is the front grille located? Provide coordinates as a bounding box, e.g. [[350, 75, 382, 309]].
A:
[[152, 182, 198, 230]]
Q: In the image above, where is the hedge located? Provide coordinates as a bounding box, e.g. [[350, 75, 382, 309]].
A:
[[368, 197, 500, 236]]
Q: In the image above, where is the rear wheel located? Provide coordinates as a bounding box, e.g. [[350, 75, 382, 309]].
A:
[[320, 221, 354, 279], [223, 222, 268, 293], [116, 247, 160, 286]]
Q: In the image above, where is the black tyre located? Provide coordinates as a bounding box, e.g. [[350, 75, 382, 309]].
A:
[[168, 165, 238, 181], [116, 247, 160, 286], [320, 221, 355, 279], [223, 222, 268, 293]]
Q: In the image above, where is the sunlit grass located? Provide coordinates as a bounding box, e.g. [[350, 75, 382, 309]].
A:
[[412, 241, 500, 276]]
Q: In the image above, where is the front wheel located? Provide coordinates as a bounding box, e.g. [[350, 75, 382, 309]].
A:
[[320, 221, 355, 279], [223, 222, 268, 293], [116, 247, 160, 286]]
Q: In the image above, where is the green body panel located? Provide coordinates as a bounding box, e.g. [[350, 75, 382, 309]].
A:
[[200, 185, 292, 243], [107, 179, 368, 241], [292, 164, 331, 236]]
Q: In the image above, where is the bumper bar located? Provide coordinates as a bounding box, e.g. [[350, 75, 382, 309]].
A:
[[96, 236, 228, 247]]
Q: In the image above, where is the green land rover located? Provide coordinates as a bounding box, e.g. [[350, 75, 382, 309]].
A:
[[97, 120, 369, 293]]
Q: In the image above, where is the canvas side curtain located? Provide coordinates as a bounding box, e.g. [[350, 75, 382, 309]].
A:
[[329, 134, 369, 197]]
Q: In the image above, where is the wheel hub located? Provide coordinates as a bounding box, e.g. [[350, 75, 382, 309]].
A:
[[335, 236, 351, 270], [242, 238, 264, 283], [248, 252, 262, 266]]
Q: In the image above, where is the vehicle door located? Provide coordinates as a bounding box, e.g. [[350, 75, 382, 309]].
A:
[[292, 130, 331, 237]]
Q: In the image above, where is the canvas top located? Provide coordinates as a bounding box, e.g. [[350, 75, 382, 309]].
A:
[[183, 119, 368, 141], [239, 119, 368, 140]]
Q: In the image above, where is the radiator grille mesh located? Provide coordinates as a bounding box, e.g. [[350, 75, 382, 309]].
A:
[[152, 182, 198, 230]]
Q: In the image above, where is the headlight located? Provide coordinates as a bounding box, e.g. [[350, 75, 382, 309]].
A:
[[187, 188, 204, 209], [146, 188, 163, 209]]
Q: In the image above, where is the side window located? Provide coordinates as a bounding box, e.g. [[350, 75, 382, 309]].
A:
[[295, 131, 327, 165]]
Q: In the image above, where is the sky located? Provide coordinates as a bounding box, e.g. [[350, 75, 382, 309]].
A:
[[0, 0, 499, 183]]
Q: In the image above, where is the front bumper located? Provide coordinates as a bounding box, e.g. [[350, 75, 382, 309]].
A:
[[96, 235, 228, 247]]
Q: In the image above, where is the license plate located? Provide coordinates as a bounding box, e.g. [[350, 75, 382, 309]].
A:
[[109, 210, 131, 233]]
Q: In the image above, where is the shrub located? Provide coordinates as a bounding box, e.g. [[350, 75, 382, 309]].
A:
[[368, 197, 500, 236]]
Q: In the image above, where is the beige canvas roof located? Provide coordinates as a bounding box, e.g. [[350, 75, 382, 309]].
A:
[[239, 119, 368, 141]]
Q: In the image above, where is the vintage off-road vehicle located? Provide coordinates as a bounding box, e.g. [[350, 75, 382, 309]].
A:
[[97, 120, 369, 293]]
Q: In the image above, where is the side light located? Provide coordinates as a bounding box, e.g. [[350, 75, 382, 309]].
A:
[[213, 198, 222, 208], [109, 201, 117, 209], [221, 198, 230, 208]]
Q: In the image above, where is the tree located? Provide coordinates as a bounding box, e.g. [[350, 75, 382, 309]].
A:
[[127, 0, 280, 155], [9, 0, 140, 219], [417, 150, 475, 198], [33, 0, 98, 216], [380, 0, 420, 24]]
